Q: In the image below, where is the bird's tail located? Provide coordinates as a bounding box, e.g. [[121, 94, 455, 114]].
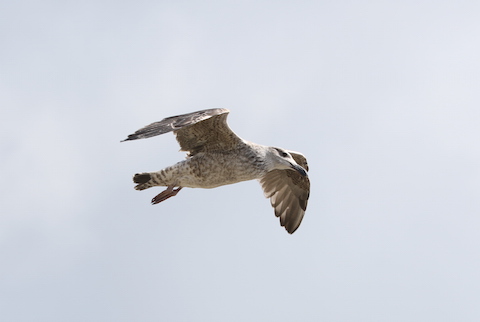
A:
[[133, 171, 170, 190], [133, 173, 153, 190]]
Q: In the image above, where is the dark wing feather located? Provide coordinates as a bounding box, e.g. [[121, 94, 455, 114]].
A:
[[259, 165, 310, 234], [122, 108, 228, 141], [122, 108, 243, 155], [174, 110, 242, 155]]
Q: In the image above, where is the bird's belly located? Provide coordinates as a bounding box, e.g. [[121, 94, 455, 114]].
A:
[[177, 153, 264, 189], [180, 169, 259, 189]]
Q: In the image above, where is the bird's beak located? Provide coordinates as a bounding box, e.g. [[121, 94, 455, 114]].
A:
[[290, 163, 308, 177]]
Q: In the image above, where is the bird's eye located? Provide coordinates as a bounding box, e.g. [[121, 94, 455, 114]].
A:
[[274, 148, 289, 158]]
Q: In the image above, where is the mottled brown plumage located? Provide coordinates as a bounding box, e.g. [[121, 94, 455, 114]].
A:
[[122, 108, 310, 234]]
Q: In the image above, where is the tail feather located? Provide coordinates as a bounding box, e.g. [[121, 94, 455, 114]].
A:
[[133, 173, 151, 184], [133, 171, 170, 190]]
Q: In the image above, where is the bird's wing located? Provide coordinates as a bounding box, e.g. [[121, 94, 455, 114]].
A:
[[259, 166, 310, 234], [122, 108, 243, 155]]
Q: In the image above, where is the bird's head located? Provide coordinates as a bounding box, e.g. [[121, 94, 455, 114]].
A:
[[265, 147, 308, 177]]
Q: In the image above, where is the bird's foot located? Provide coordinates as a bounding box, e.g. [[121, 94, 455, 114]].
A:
[[151, 186, 183, 204]]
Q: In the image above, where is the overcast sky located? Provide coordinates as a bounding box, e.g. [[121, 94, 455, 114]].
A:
[[1, 1, 480, 321]]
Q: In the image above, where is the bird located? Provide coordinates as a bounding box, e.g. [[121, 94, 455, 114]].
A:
[[122, 108, 310, 234]]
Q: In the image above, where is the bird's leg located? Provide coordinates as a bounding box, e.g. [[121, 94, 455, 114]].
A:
[[151, 186, 183, 204]]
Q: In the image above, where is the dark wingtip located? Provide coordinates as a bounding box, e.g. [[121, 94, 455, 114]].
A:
[[285, 224, 299, 234], [120, 136, 135, 142]]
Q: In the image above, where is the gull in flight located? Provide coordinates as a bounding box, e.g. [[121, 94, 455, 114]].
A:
[[122, 108, 310, 233]]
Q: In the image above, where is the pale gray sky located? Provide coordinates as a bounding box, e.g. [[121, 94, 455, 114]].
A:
[[1, 1, 480, 321]]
